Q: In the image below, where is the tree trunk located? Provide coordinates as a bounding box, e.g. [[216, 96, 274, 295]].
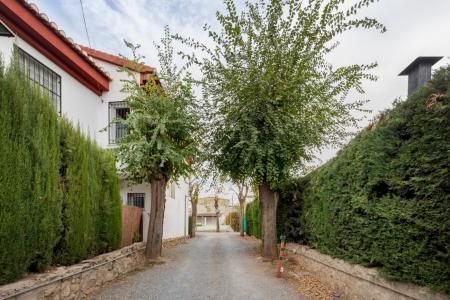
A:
[[216, 213, 220, 232], [214, 196, 220, 233], [239, 201, 245, 237], [259, 181, 278, 259], [190, 202, 197, 238], [145, 175, 167, 259]]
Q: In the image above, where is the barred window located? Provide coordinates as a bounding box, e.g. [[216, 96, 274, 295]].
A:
[[108, 101, 130, 144], [127, 193, 145, 208], [17, 47, 61, 114]]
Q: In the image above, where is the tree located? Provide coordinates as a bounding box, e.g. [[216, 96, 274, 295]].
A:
[[214, 195, 221, 232], [209, 181, 226, 233], [178, 0, 385, 258], [117, 28, 199, 259], [188, 176, 204, 238], [234, 181, 249, 237]]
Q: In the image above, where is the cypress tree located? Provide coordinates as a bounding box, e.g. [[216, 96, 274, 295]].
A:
[[0, 61, 60, 283], [56, 120, 122, 265], [0, 57, 122, 283]]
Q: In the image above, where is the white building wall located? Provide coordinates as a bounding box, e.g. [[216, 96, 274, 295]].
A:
[[0, 33, 103, 140], [0, 35, 14, 63], [163, 178, 189, 239], [1, 29, 189, 242]]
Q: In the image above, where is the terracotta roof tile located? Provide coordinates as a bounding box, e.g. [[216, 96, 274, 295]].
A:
[[79, 45, 156, 74]]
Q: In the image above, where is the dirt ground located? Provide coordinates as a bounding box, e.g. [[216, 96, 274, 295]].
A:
[[244, 235, 344, 300]]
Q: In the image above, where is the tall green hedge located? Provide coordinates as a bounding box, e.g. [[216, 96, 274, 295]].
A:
[[0, 62, 61, 282], [0, 61, 121, 284], [55, 120, 121, 265], [278, 66, 450, 293], [245, 197, 261, 238]]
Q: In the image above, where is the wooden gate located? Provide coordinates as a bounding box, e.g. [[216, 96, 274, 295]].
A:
[[121, 205, 143, 247]]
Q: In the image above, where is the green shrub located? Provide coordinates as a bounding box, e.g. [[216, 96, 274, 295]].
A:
[[132, 231, 141, 243], [0, 59, 121, 284], [225, 211, 240, 232], [278, 66, 450, 293], [245, 197, 261, 238]]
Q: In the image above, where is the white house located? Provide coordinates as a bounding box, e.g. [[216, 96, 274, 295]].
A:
[[0, 0, 188, 241]]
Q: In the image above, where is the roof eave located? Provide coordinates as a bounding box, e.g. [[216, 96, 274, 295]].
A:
[[0, 0, 110, 95], [79, 45, 156, 74]]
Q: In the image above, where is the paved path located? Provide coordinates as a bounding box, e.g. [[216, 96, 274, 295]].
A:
[[93, 232, 307, 300]]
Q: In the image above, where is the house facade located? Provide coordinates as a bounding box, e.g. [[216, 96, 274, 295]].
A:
[[0, 0, 188, 241], [194, 197, 236, 227]]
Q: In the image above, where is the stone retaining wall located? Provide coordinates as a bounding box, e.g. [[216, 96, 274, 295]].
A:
[[285, 243, 449, 300], [1, 237, 186, 300]]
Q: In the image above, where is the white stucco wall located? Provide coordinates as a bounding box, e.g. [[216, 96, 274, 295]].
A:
[[163, 178, 189, 239], [0, 31, 103, 141], [0, 24, 189, 242], [0, 35, 14, 63]]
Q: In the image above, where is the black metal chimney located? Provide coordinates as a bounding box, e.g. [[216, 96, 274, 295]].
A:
[[399, 56, 443, 96]]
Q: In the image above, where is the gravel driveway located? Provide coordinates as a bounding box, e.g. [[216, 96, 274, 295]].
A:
[[92, 232, 307, 300]]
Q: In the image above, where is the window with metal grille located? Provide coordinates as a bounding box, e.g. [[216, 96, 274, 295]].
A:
[[127, 193, 145, 208], [0, 22, 13, 37], [108, 101, 130, 144], [16, 47, 62, 114]]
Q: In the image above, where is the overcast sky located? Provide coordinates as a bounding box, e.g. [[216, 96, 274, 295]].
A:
[[33, 0, 450, 187]]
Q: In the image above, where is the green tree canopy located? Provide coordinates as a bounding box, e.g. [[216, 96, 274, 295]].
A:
[[179, 0, 385, 187], [117, 28, 200, 184]]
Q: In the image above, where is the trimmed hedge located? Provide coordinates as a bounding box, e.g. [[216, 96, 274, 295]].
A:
[[0, 61, 61, 282], [56, 120, 121, 265], [278, 66, 450, 293], [0, 61, 121, 284], [245, 197, 261, 238]]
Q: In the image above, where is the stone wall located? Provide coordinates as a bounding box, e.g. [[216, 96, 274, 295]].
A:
[[0, 237, 185, 300], [285, 243, 449, 300]]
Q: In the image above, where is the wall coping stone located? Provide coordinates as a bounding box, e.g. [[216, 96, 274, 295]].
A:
[[0, 236, 186, 300], [285, 243, 449, 300]]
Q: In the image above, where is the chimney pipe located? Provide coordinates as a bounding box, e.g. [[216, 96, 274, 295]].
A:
[[399, 56, 443, 97]]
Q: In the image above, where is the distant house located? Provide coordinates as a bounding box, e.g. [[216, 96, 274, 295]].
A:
[[0, 0, 188, 242], [194, 197, 236, 226]]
